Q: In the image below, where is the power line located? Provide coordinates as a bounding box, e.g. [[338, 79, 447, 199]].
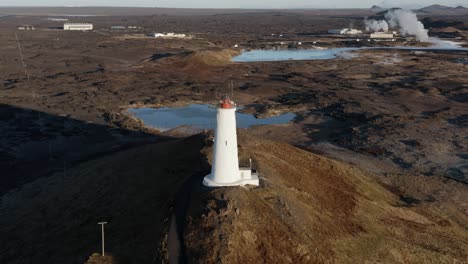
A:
[[14, 33, 30, 81]]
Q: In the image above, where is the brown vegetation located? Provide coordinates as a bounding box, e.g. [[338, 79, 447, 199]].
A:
[[0, 8, 467, 263], [184, 135, 468, 263]]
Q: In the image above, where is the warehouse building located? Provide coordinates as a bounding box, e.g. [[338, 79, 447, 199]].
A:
[[370, 32, 394, 39], [148, 32, 188, 38], [63, 23, 93, 31], [328, 28, 363, 35], [17, 25, 35, 30]]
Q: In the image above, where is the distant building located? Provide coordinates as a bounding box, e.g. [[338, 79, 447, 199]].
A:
[[370, 32, 394, 39], [148, 33, 164, 38], [328, 29, 344, 34], [63, 23, 93, 31], [328, 28, 363, 35], [111, 26, 126, 30], [47, 18, 69, 22], [148, 32, 188, 38], [17, 25, 35, 30]]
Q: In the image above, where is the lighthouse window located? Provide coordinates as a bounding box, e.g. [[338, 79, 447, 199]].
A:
[[225, 140, 228, 146]]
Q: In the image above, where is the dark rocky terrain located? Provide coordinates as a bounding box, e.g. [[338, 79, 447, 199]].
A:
[[0, 7, 467, 263]]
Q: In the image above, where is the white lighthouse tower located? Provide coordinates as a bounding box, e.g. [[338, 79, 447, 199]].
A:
[[203, 96, 259, 187]]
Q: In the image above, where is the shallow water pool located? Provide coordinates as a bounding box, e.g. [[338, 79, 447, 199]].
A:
[[232, 38, 467, 62], [128, 104, 296, 132], [232, 48, 358, 62]]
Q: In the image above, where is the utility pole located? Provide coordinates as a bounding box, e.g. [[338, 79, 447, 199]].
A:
[[98, 222, 107, 256]]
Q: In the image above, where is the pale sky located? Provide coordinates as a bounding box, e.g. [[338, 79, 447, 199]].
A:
[[0, 0, 466, 9]]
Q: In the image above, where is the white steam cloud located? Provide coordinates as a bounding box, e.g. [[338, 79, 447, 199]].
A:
[[385, 10, 429, 42], [364, 10, 430, 42], [365, 19, 389, 32]]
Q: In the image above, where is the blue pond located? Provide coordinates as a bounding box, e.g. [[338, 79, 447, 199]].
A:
[[232, 48, 357, 62], [128, 104, 296, 132], [232, 39, 467, 62]]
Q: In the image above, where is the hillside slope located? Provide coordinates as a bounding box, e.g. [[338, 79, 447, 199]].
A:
[[417, 5, 468, 15], [1, 134, 466, 263], [183, 135, 468, 263]]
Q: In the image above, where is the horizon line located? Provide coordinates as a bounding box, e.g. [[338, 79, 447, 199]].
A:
[[0, 6, 373, 9], [0, 4, 466, 9], [0, 4, 466, 11]]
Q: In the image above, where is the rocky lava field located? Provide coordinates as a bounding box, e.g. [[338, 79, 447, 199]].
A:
[[0, 7, 467, 263]]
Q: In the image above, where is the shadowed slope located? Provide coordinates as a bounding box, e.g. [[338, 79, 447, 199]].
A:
[[0, 136, 209, 264]]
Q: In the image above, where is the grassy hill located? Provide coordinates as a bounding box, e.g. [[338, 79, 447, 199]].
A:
[[184, 135, 468, 263]]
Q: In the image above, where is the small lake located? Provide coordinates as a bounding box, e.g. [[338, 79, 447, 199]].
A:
[[128, 104, 296, 132], [232, 38, 467, 62], [232, 48, 358, 62]]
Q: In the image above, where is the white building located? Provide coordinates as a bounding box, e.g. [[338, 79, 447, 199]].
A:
[[328, 29, 346, 34], [47, 18, 69, 22], [17, 25, 35, 30], [111, 26, 126, 30], [203, 96, 259, 187], [63, 23, 93, 31], [148, 32, 187, 38], [328, 28, 363, 35], [370, 32, 394, 39]]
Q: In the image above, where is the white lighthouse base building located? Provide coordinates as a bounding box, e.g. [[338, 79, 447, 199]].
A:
[[203, 97, 259, 187], [203, 167, 259, 187]]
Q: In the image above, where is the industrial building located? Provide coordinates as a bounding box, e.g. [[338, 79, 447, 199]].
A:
[[148, 32, 188, 38], [17, 25, 35, 30], [203, 96, 259, 187], [47, 18, 69, 22], [63, 23, 93, 31], [328, 28, 363, 35], [370, 32, 395, 39], [111, 26, 126, 30]]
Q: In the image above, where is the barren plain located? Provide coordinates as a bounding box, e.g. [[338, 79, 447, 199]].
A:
[[0, 7, 467, 264]]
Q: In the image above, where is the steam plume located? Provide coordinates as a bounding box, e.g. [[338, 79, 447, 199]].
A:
[[365, 19, 389, 32], [385, 9, 429, 42]]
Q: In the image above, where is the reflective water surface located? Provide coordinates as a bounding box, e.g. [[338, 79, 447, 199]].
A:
[[128, 104, 296, 132], [232, 38, 467, 62], [232, 48, 358, 62]]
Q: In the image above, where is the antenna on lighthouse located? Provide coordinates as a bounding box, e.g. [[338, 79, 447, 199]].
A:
[[213, 81, 235, 107]]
